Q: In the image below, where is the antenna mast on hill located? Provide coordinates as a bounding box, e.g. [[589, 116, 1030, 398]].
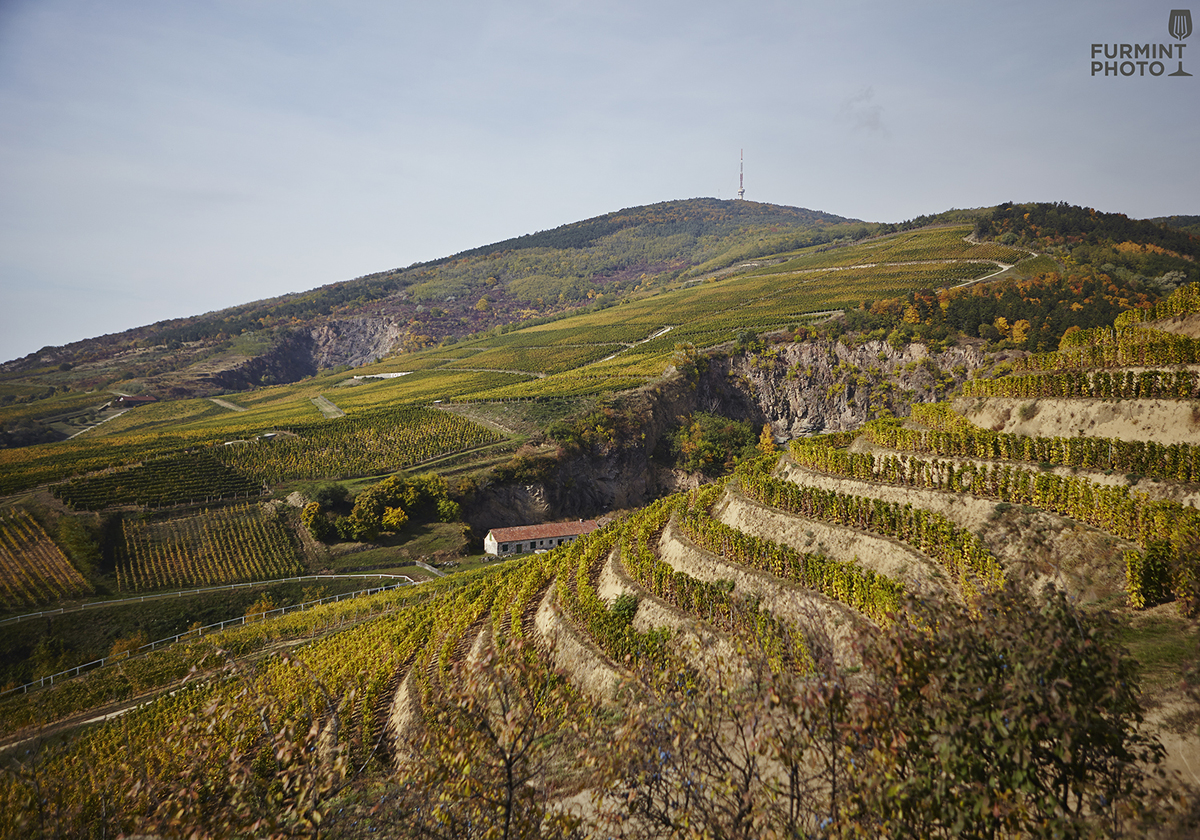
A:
[[737, 149, 745, 200]]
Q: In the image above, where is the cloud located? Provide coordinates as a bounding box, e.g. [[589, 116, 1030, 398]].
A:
[[841, 87, 888, 137]]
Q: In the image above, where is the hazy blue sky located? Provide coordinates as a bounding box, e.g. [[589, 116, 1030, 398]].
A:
[[1, 0, 1197, 363]]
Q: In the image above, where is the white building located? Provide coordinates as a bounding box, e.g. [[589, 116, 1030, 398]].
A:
[[484, 520, 599, 557]]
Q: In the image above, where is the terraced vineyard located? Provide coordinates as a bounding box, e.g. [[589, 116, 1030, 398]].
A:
[[5, 395, 1181, 837]]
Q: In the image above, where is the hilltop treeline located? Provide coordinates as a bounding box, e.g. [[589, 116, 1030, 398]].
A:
[[845, 270, 1158, 354], [976, 202, 1200, 283], [433, 198, 855, 262]]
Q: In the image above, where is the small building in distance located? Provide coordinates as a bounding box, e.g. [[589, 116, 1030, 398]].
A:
[[484, 519, 599, 557], [111, 395, 158, 408]]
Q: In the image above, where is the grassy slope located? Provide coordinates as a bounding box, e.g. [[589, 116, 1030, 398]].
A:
[[0, 224, 1019, 493]]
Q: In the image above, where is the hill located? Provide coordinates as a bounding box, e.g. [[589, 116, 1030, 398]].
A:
[[2, 200, 1200, 837], [0, 199, 864, 398]]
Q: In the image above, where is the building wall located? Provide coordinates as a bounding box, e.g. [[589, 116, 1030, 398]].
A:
[[484, 532, 582, 556]]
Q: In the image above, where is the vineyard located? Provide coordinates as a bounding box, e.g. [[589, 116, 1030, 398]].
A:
[[746, 225, 1025, 273], [675, 480, 905, 625], [390, 225, 1026, 392], [51, 450, 261, 510], [1016, 327, 1200, 371], [1008, 282, 1200, 372], [211, 404, 505, 483], [961, 367, 1200, 400], [793, 419, 1200, 613], [0, 509, 91, 612], [116, 503, 301, 591], [441, 342, 622, 375], [3, 422, 1174, 837], [318, 369, 531, 412], [879, 401, 1200, 483]]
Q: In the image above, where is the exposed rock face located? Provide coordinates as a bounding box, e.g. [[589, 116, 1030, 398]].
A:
[[464, 483, 552, 534], [142, 316, 403, 397], [148, 331, 320, 397], [722, 338, 991, 437], [468, 337, 993, 527], [307, 316, 403, 369]]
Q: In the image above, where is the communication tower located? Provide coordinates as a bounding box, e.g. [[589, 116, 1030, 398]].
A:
[[737, 149, 745, 200]]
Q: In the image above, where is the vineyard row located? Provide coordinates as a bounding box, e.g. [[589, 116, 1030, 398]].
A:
[[787, 436, 1200, 613]]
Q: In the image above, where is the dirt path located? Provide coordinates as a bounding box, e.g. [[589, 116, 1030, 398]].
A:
[[66, 407, 132, 439], [209, 397, 247, 411], [311, 395, 345, 418]]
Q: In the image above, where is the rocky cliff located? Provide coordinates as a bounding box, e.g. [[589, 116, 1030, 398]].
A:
[[307, 316, 404, 369], [465, 337, 999, 529]]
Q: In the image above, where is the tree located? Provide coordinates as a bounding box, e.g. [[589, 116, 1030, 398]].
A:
[[757, 423, 777, 457], [382, 505, 409, 532], [301, 501, 333, 541], [844, 584, 1167, 839]]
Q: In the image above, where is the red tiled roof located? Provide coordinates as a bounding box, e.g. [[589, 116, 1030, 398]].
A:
[[488, 520, 598, 542]]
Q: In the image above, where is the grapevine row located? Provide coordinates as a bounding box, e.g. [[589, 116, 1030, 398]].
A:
[[551, 521, 674, 669], [51, 451, 261, 511], [618, 495, 815, 676], [674, 485, 903, 625], [867, 403, 1200, 485], [37, 601, 437, 827], [0, 582, 432, 740], [213, 405, 504, 484], [787, 436, 1200, 613], [0, 509, 92, 611], [739, 461, 1005, 602], [1014, 327, 1200, 371], [116, 504, 301, 592], [961, 368, 1200, 401]]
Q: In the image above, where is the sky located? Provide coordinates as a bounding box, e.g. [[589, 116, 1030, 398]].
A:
[[1, 0, 1197, 363]]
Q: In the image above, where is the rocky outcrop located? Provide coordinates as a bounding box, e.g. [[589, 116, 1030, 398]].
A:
[[307, 316, 403, 369], [148, 330, 319, 397], [468, 337, 994, 527], [463, 483, 552, 534], [722, 338, 992, 437]]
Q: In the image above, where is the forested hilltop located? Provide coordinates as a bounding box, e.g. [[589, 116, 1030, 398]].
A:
[[977, 201, 1200, 285]]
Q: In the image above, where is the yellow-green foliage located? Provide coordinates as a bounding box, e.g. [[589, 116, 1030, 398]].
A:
[[0, 508, 93, 610], [116, 504, 301, 591]]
